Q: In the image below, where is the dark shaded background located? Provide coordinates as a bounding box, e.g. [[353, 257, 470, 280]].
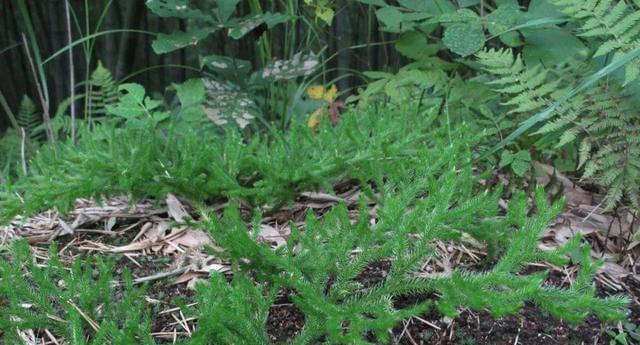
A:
[[0, 0, 411, 132]]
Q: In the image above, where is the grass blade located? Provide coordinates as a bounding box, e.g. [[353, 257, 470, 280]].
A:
[[0, 90, 19, 129], [41, 29, 156, 66], [0, 42, 22, 57]]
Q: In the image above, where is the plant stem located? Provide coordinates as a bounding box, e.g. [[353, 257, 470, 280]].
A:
[[21, 33, 54, 144], [20, 128, 27, 175], [65, 0, 76, 143], [0, 90, 19, 129]]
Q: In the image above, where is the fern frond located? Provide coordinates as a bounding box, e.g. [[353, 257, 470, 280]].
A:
[[16, 95, 42, 142], [88, 61, 119, 120], [550, 0, 640, 84], [478, 46, 640, 209]]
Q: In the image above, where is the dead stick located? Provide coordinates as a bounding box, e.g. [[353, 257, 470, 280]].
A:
[[132, 266, 190, 285], [20, 127, 27, 175]]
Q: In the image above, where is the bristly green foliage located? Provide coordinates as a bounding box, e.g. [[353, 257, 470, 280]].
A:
[[0, 129, 21, 180], [477, 48, 640, 209], [550, 0, 640, 85], [190, 274, 278, 344], [0, 91, 629, 344], [87, 61, 119, 122], [0, 241, 155, 345], [197, 187, 627, 344], [0, 100, 444, 223]]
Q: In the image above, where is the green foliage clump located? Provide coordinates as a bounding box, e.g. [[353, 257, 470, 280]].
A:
[[145, 0, 326, 128], [0, 99, 443, 223], [195, 186, 627, 344], [0, 95, 629, 344], [0, 241, 154, 345]]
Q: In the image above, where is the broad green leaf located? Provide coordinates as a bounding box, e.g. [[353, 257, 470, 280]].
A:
[[458, 0, 481, 7], [494, 0, 518, 5], [363, 71, 394, 79], [360, 78, 388, 98], [424, 0, 455, 14], [395, 31, 438, 59], [514, 150, 531, 161], [402, 12, 432, 21], [251, 52, 319, 83], [527, 0, 564, 18], [353, 0, 387, 6], [216, 0, 240, 22], [511, 159, 530, 177], [398, 0, 430, 11], [316, 6, 335, 25], [200, 54, 252, 79], [174, 79, 205, 108], [486, 3, 524, 46], [261, 12, 294, 27], [443, 23, 485, 56], [375, 7, 404, 31], [118, 84, 145, 103], [384, 79, 411, 102], [499, 151, 514, 168], [228, 13, 292, 39], [152, 28, 213, 54], [203, 79, 259, 128], [433, 9, 478, 23], [146, 0, 210, 20], [107, 83, 147, 118], [522, 28, 587, 66]]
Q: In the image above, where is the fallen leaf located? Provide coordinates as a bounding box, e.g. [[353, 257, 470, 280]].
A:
[[258, 224, 288, 248], [166, 194, 189, 222]]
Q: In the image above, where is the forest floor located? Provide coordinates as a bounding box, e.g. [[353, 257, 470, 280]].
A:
[[1, 162, 639, 345]]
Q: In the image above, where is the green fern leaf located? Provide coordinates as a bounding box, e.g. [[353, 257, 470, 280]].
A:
[[16, 95, 42, 142], [88, 61, 119, 120]]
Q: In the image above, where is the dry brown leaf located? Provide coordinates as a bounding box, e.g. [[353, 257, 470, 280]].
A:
[[172, 230, 211, 249], [258, 224, 289, 248], [299, 192, 345, 203], [166, 193, 189, 222], [598, 261, 629, 279], [534, 162, 596, 206]]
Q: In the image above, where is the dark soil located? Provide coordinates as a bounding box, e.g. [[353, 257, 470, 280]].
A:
[[261, 261, 640, 345], [267, 303, 306, 343]]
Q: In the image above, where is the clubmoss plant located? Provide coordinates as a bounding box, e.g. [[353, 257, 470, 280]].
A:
[[0, 241, 154, 345]]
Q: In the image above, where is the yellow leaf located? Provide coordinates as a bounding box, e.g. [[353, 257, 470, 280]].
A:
[[316, 7, 334, 26], [308, 107, 326, 129], [307, 85, 325, 100], [323, 84, 338, 102]]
